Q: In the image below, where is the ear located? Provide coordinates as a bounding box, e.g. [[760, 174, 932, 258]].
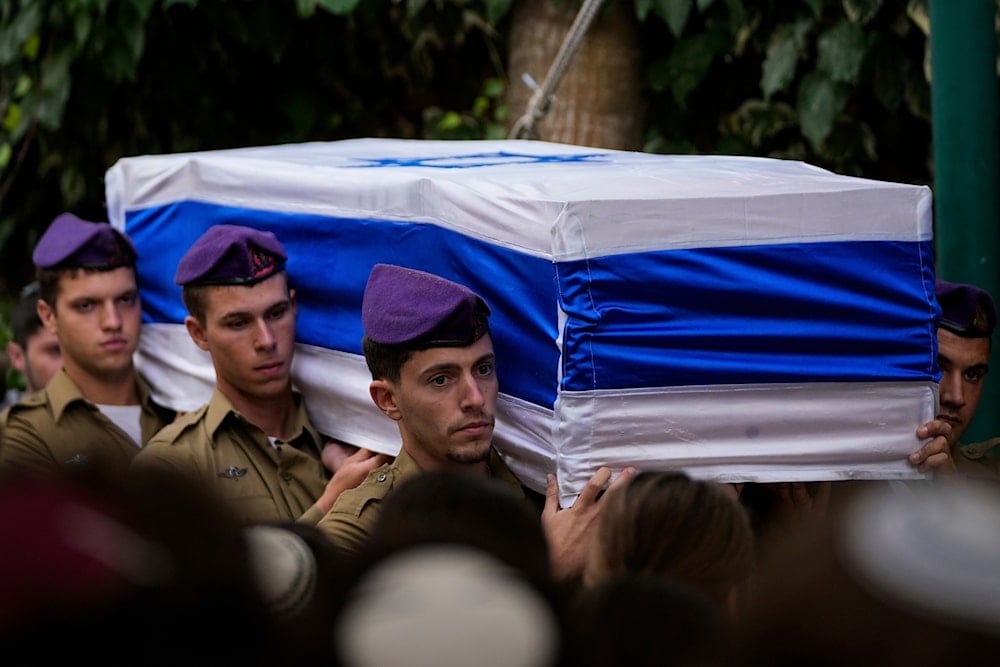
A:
[[184, 315, 211, 351], [37, 299, 57, 335], [369, 379, 401, 421], [6, 341, 26, 374]]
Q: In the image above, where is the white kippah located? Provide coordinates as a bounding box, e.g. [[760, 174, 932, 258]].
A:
[[839, 480, 1000, 637], [335, 545, 559, 667], [244, 525, 317, 617]]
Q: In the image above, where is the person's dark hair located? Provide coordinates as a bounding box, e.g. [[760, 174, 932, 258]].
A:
[[585, 470, 755, 609], [356, 470, 553, 591], [361, 335, 416, 383], [563, 573, 732, 667], [10, 283, 44, 347], [181, 283, 210, 324]]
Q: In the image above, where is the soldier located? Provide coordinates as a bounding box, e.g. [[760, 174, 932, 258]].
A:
[[935, 278, 999, 478], [1, 281, 61, 409], [316, 263, 634, 581], [0, 213, 175, 474], [133, 224, 387, 524]]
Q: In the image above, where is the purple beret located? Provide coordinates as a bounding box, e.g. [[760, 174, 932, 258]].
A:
[[175, 224, 287, 287], [936, 278, 996, 338], [32, 213, 136, 270], [362, 264, 491, 347]]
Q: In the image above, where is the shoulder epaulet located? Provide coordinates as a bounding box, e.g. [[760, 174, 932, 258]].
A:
[[330, 462, 397, 516], [8, 392, 48, 411], [959, 437, 1000, 460], [148, 404, 209, 445]]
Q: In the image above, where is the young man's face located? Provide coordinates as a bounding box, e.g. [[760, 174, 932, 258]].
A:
[[936, 328, 991, 445], [37, 267, 141, 383], [376, 333, 498, 469], [185, 273, 296, 403], [6, 328, 61, 392]]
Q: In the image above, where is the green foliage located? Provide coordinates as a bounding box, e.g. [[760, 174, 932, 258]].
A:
[[636, 0, 943, 181], [424, 76, 510, 139], [0, 0, 513, 295]]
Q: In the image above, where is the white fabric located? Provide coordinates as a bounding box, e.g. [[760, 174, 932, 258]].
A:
[[97, 404, 143, 447]]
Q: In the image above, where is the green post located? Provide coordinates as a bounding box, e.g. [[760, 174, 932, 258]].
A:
[[929, 0, 1000, 445]]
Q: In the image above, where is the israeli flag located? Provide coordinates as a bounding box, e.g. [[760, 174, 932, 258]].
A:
[[106, 139, 939, 505]]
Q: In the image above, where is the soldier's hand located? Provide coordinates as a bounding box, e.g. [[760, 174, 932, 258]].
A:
[[909, 418, 956, 475], [541, 465, 635, 583], [316, 446, 393, 514]]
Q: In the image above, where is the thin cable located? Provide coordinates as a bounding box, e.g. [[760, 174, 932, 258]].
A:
[[508, 0, 606, 140]]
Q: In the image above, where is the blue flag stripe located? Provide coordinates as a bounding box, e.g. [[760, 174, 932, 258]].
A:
[[127, 201, 937, 411], [557, 239, 938, 391], [126, 201, 562, 409]]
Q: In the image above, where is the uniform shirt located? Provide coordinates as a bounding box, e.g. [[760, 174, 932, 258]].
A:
[[316, 446, 528, 555], [134, 389, 329, 525], [951, 438, 1000, 480], [0, 368, 175, 476]]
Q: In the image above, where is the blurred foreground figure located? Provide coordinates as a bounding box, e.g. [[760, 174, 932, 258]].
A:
[[734, 479, 1000, 665], [0, 466, 281, 665], [584, 470, 755, 617], [563, 573, 731, 667], [333, 544, 560, 667]]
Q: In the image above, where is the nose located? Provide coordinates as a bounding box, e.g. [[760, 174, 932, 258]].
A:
[[254, 320, 276, 351], [939, 369, 965, 409], [459, 372, 486, 410], [101, 301, 123, 330]]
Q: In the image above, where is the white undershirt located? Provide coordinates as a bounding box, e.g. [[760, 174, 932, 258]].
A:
[[98, 404, 143, 448]]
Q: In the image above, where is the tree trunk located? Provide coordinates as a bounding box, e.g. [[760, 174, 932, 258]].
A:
[[505, 0, 644, 150]]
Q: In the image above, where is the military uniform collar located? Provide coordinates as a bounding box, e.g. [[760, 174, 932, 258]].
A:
[[204, 388, 321, 453], [394, 445, 525, 498], [44, 369, 88, 421], [47, 368, 156, 422]]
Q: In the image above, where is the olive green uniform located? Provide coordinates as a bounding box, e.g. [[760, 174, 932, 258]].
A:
[[951, 438, 1000, 480], [316, 446, 527, 555], [133, 389, 329, 525], [0, 368, 174, 476]]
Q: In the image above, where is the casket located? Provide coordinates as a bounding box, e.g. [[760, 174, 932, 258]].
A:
[[105, 139, 939, 505]]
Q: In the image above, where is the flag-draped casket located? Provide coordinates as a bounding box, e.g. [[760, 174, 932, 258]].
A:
[[105, 139, 939, 505]]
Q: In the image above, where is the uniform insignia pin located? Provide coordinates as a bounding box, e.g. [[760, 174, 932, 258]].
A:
[[217, 466, 248, 479]]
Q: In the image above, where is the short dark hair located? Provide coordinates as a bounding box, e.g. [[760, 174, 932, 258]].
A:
[[181, 284, 210, 324], [10, 283, 44, 347], [362, 336, 415, 384]]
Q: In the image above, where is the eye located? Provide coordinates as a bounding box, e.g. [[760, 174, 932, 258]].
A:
[[267, 304, 290, 321], [119, 292, 139, 306], [476, 362, 495, 377], [965, 368, 986, 383], [430, 374, 449, 387], [74, 300, 94, 313], [226, 318, 249, 330]]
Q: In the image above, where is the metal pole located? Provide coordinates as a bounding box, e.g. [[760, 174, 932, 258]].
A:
[[930, 0, 1000, 444]]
